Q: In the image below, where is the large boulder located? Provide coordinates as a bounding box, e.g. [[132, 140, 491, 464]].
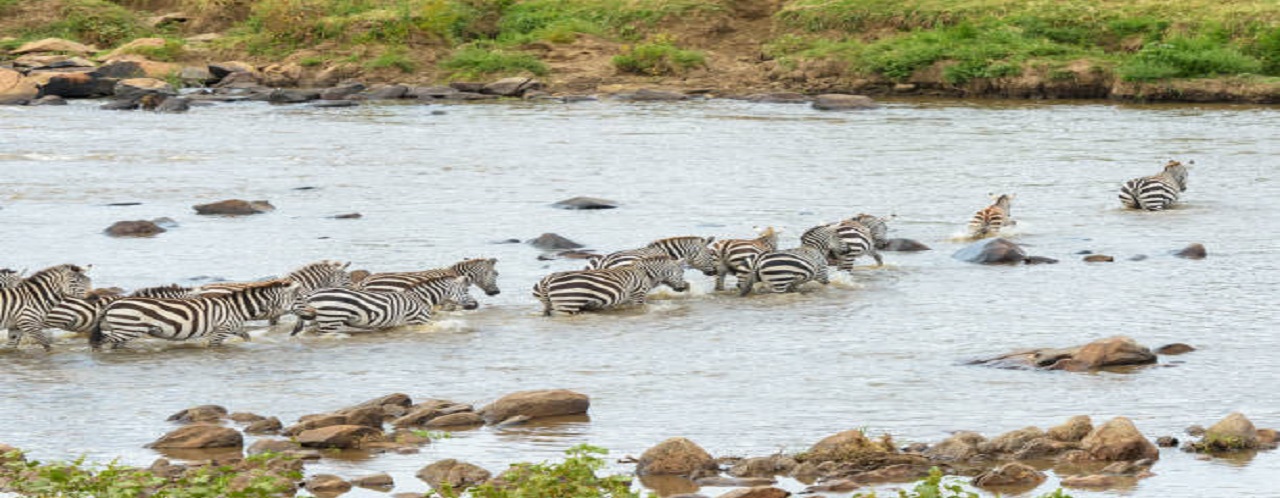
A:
[[482, 77, 543, 97], [980, 427, 1046, 455], [416, 459, 492, 490], [193, 199, 275, 215], [924, 431, 985, 461], [113, 78, 176, 101], [295, 425, 382, 449], [1197, 412, 1259, 451], [636, 437, 718, 476], [146, 424, 243, 449], [802, 430, 892, 462], [104, 219, 166, 237], [1047, 415, 1093, 442], [811, 94, 877, 111], [528, 233, 584, 250], [166, 405, 227, 423], [1071, 336, 1156, 369], [425, 412, 484, 428], [1081, 417, 1158, 461], [304, 474, 352, 495], [12, 38, 96, 56], [480, 389, 590, 424], [36, 71, 116, 98], [972, 462, 1046, 489], [260, 63, 303, 87], [552, 196, 618, 210], [952, 238, 1027, 264], [0, 68, 40, 104], [728, 455, 797, 478]]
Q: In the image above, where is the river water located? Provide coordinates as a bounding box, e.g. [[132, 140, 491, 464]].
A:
[[0, 97, 1277, 497]]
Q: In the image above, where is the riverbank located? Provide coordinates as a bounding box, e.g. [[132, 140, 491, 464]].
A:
[[2, 0, 1280, 103]]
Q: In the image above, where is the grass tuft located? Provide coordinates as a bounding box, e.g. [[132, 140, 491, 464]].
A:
[[613, 34, 706, 75], [439, 45, 548, 78]]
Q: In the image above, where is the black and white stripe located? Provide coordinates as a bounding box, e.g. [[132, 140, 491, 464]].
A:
[[198, 260, 352, 324], [534, 256, 689, 315], [0, 268, 26, 289], [2, 264, 92, 350], [1120, 160, 1189, 211], [292, 275, 477, 335], [738, 225, 844, 296], [43, 285, 194, 336], [709, 227, 778, 292], [90, 280, 300, 349], [356, 258, 500, 298], [585, 236, 718, 276], [968, 194, 1014, 239], [829, 214, 889, 270]]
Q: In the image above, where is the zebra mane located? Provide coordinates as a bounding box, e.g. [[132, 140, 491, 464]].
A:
[[89, 287, 125, 298], [452, 258, 497, 270], [228, 279, 295, 291], [23, 264, 86, 283], [292, 260, 350, 275], [648, 236, 708, 246]]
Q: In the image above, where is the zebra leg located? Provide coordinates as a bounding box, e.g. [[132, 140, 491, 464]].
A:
[[714, 271, 726, 292], [816, 266, 830, 285], [872, 251, 883, 267], [15, 317, 51, 351], [737, 271, 758, 297]]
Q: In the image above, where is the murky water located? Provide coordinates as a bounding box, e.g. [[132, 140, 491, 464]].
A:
[[0, 98, 1277, 497]]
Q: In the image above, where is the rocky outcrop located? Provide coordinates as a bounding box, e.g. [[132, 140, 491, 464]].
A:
[[951, 238, 1027, 264], [193, 199, 275, 215], [146, 424, 243, 449], [166, 405, 227, 423], [104, 220, 167, 237], [811, 94, 878, 110], [304, 474, 352, 495], [636, 437, 718, 476], [416, 459, 492, 491], [12, 38, 97, 56], [480, 389, 590, 424], [552, 196, 618, 210], [924, 431, 985, 461], [295, 425, 383, 449], [1191, 412, 1260, 451], [1081, 417, 1159, 461], [973, 336, 1158, 371], [971, 462, 1046, 489]]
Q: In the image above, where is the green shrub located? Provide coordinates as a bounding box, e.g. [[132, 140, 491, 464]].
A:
[[368, 47, 417, 72], [434, 444, 638, 498], [613, 35, 705, 75], [0, 449, 301, 498], [439, 45, 548, 78], [24, 0, 153, 47], [117, 38, 186, 61], [849, 467, 1073, 498], [1119, 36, 1264, 80]]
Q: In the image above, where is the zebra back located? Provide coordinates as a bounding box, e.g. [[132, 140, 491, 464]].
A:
[[131, 284, 196, 299], [969, 194, 1013, 237], [739, 245, 830, 296], [92, 279, 300, 348], [287, 260, 353, 294], [800, 224, 848, 255], [358, 258, 500, 297], [584, 247, 665, 270], [589, 236, 718, 275]]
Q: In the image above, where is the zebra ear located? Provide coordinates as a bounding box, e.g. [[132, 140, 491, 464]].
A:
[[704, 236, 715, 244], [341, 261, 351, 270], [488, 258, 497, 264], [82, 264, 93, 273]]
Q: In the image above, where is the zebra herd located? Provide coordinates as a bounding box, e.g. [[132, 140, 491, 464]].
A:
[[0, 160, 1190, 351]]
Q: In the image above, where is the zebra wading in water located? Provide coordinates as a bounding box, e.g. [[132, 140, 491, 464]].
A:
[[739, 225, 846, 297], [534, 255, 688, 316], [829, 214, 890, 271], [585, 236, 719, 276], [91, 280, 300, 350], [968, 194, 1015, 239], [2, 264, 92, 350], [1119, 160, 1190, 211], [292, 275, 477, 336], [356, 258, 501, 298], [0, 269, 26, 289], [43, 285, 195, 336], [709, 227, 779, 292], [197, 260, 352, 324]]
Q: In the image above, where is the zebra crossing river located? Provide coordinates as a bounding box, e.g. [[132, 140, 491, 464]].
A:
[[0, 98, 1277, 496]]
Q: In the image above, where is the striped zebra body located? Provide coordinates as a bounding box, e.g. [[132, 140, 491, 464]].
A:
[[356, 258, 501, 298], [709, 227, 778, 292], [91, 280, 300, 349], [1, 264, 92, 350], [830, 214, 889, 271], [586, 236, 718, 276], [292, 276, 476, 335], [534, 256, 688, 315], [0, 269, 26, 289], [1119, 160, 1189, 211], [739, 225, 844, 296], [43, 285, 194, 335], [198, 260, 352, 324], [968, 194, 1014, 239]]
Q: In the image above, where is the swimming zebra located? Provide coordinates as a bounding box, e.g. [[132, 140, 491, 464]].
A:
[[356, 258, 500, 298], [90, 280, 301, 350], [968, 194, 1014, 239], [198, 260, 352, 324], [0, 269, 26, 289], [829, 214, 889, 270], [43, 285, 195, 336], [739, 225, 846, 296], [585, 236, 718, 276], [2, 264, 92, 350], [1119, 160, 1190, 211], [292, 275, 477, 336], [534, 255, 688, 315], [709, 227, 779, 292]]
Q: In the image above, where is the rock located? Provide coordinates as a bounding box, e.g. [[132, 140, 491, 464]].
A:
[[980, 427, 1046, 455], [1060, 474, 1126, 488], [637, 437, 717, 476], [30, 95, 67, 106], [621, 88, 688, 101], [1072, 336, 1157, 368], [410, 85, 460, 99], [391, 405, 446, 428], [244, 417, 283, 434], [715, 487, 790, 498], [425, 412, 484, 428], [104, 220, 167, 237], [1186, 425, 1207, 437], [1174, 243, 1206, 259], [12, 38, 96, 56], [1048, 415, 1093, 443], [0, 444, 24, 462], [100, 98, 141, 111], [313, 99, 358, 108], [37, 71, 116, 98], [296, 425, 382, 449], [494, 414, 533, 427], [482, 77, 543, 97], [449, 82, 485, 93], [91, 60, 146, 79], [971, 462, 1046, 489], [1081, 417, 1159, 461], [214, 71, 263, 90], [878, 238, 930, 251], [1129, 254, 1148, 261], [552, 196, 618, 210], [114, 78, 176, 100], [951, 238, 1026, 264], [247, 438, 300, 455], [320, 82, 366, 100], [1156, 436, 1179, 447], [893, 83, 917, 93], [1257, 429, 1278, 446], [305, 474, 352, 495], [167, 405, 227, 423], [802, 478, 861, 493], [529, 233, 586, 250], [286, 414, 350, 435], [260, 63, 303, 87], [266, 88, 321, 103], [1199, 412, 1259, 450], [743, 92, 808, 103], [811, 94, 878, 110], [361, 84, 409, 99], [229, 412, 265, 423], [151, 96, 191, 113], [0, 68, 39, 104], [1024, 256, 1059, 264], [695, 476, 775, 487], [103, 38, 168, 60], [728, 455, 797, 478], [352, 472, 394, 489], [924, 431, 985, 461], [847, 463, 930, 482], [1011, 437, 1072, 460], [416, 459, 492, 490], [179, 66, 216, 85], [193, 199, 275, 215], [1083, 254, 1114, 262], [1155, 343, 1195, 355], [803, 430, 891, 462], [331, 212, 362, 219], [338, 406, 386, 429], [146, 424, 243, 449], [480, 389, 589, 424]]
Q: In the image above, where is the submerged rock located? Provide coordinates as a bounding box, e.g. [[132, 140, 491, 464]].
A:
[[166, 405, 227, 423], [552, 196, 618, 210], [104, 220, 166, 237], [479, 389, 589, 424], [1194, 412, 1260, 451], [193, 199, 274, 215], [951, 238, 1026, 264], [1174, 243, 1207, 259], [528, 233, 584, 250], [1155, 343, 1195, 355], [812, 94, 877, 110]]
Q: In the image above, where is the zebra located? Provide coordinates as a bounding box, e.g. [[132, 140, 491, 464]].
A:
[[292, 275, 477, 336], [90, 280, 301, 350], [198, 260, 352, 324], [739, 225, 846, 296], [1119, 160, 1190, 211], [829, 214, 890, 271], [585, 236, 719, 276], [42, 285, 195, 336], [968, 194, 1014, 239], [1, 264, 92, 350], [0, 268, 26, 289], [356, 258, 501, 299], [533, 255, 689, 316], [709, 227, 779, 292]]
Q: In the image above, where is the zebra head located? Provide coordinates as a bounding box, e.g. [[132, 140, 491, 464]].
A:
[[801, 224, 848, 255], [853, 214, 890, 241], [0, 268, 24, 289], [290, 260, 353, 292], [654, 236, 718, 276], [637, 256, 689, 293], [1165, 160, 1189, 192], [452, 258, 500, 296], [22, 264, 91, 298], [445, 275, 479, 310], [240, 280, 302, 318], [988, 193, 1014, 212]]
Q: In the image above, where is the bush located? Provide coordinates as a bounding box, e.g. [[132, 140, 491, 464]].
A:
[[0, 449, 301, 498], [1119, 36, 1264, 80], [613, 35, 705, 75], [433, 444, 638, 498], [439, 45, 548, 78], [368, 47, 417, 72], [24, 0, 153, 47], [117, 38, 187, 61], [850, 467, 1073, 498]]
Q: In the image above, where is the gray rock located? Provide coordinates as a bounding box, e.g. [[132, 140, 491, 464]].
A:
[[743, 92, 808, 103], [622, 88, 687, 101], [482, 77, 543, 97], [313, 99, 358, 108], [114, 78, 176, 101], [879, 238, 930, 251], [952, 238, 1026, 264], [166, 405, 227, 423], [361, 84, 409, 100], [1024, 256, 1059, 264], [193, 199, 274, 216], [1174, 243, 1206, 259], [528, 233, 584, 250], [552, 196, 618, 210], [267, 88, 320, 104], [812, 94, 877, 110], [104, 220, 166, 237], [320, 82, 366, 100]]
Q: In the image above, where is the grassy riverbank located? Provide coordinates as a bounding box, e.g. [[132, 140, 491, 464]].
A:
[[2, 0, 1279, 100]]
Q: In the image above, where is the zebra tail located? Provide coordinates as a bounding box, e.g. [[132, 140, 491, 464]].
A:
[[290, 306, 316, 336], [738, 270, 758, 297], [88, 318, 105, 350]]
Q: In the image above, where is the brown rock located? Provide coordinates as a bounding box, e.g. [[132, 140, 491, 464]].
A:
[[1186, 425, 1207, 437], [482, 77, 543, 97], [353, 472, 394, 488], [416, 459, 492, 490], [924, 431, 985, 461], [1083, 254, 1114, 262], [1061, 474, 1126, 488], [296, 425, 382, 449], [37, 71, 115, 98], [1156, 343, 1196, 355], [114, 77, 175, 100], [802, 429, 894, 462], [285, 414, 347, 436], [1081, 417, 1159, 461], [972, 462, 1046, 489], [952, 238, 1026, 264], [305, 474, 352, 495], [980, 426, 1045, 455], [802, 478, 861, 493], [228, 412, 266, 423], [1155, 436, 1179, 447], [261, 63, 303, 87], [391, 405, 445, 428], [637, 437, 718, 476], [695, 476, 776, 487], [209, 61, 257, 79], [193, 199, 275, 215], [103, 38, 167, 60], [1201, 412, 1259, 450], [339, 406, 386, 429], [728, 455, 797, 478], [245, 416, 283, 434], [0, 68, 40, 103], [0, 444, 23, 463], [12, 38, 96, 56], [1048, 415, 1094, 442], [166, 404, 227, 423], [247, 438, 301, 455], [1072, 336, 1156, 368], [715, 486, 790, 498], [424, 412, 484, 428], [480, 389, 590, 424], [146, 424, 243, 449], [1257, 429, 1278, 445], [1174, 243, 1207, 259], [812, 94, 877, 110], [847, 463, 930, 482]]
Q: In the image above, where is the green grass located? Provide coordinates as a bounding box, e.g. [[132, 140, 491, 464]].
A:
[[0, 449, 300, 498], [367, 46, 417, 72], [115, 38, 187, 61], [18, 0, 154, 47], [439, 44, 548, 78], [849, 467, 1073, 498], [613, 35, 706, 75], [435, 444, 639, 498], [1119, 36, 1264, 81]]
